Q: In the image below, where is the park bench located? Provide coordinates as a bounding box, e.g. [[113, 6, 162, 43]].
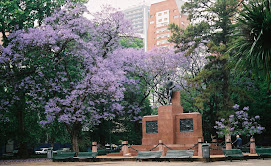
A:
[[74, 152, 98, 161], [77, 152, 98, 158], [255, 148, 271, 159], [223, 149, 248, 162], [53, 152, 75, 160], [134, 151, 162, 162], [162, 150, 194, 162]]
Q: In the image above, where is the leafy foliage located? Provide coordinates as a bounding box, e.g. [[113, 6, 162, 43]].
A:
[[231, 0, 271, 86], [0, 0, 87, 46], [120, 37, 144, 49], [168, 0, 250, 140]]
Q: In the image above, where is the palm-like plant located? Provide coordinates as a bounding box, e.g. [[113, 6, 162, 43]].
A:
[[232, 0, 271, 85]]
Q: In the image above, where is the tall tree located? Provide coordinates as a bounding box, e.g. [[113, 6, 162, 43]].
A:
[[0, 0, 87, 157], [0, 3, 133, 155], [231, 0, 271, 91], [168, 0, 241, 138]]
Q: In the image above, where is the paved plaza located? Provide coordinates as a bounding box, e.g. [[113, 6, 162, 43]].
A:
[[1, 159, 271, 166]]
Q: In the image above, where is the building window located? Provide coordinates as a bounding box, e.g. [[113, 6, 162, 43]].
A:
[[150, 15, 153, 18], [156, 10, 169, 28], [156, 27, 168, 33], [156, 33, 170, 39], [157, 39, 169, 45], [173, 9, 177, 12], [150, 21, 154, 24], [157, 22, 169, 28]]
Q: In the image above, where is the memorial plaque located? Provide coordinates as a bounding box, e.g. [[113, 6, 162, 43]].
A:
[[146, 121, 158, 133], [180, 119, 193, 132]]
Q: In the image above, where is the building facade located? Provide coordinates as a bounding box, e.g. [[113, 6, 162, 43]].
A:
[[147, 0, 189, 51], [123, 5, 150, 51]]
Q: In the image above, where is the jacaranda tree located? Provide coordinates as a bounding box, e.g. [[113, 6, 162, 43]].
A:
[[111, 47, 193, 106], [0, 3, 133, 154], [214, 104, 265, 138]]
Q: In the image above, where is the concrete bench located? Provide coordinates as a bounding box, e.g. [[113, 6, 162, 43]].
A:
[[223, 149, 248, 162], [75, 152, 98, 159], [74, 152, 98, 161], [255, 148, 271, 159], [53, 152, 75, 160], [162, 150, 194, 162], [163, 150, 194, 158], [134, 151, 162, 162], [162, 150, 194, 161]]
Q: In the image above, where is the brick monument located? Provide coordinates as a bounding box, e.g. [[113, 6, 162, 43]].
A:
[[142, 91, 203, 146], [112, 91, 204, 157]]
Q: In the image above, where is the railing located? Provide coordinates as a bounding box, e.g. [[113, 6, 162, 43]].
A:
[[126, 142, 198, 152]]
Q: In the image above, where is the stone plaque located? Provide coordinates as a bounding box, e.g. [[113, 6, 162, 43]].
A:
[[180, 119, 193, 132], [146, 121, 158, 133]]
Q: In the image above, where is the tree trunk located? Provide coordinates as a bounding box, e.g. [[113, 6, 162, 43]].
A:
[[17, 106, 28, 158], [70, 122, 82, 156], [222, 65, 230, 113], [225, 133, 232, 150], [18, 142, 28, 158], [72, 130, 79, 156]]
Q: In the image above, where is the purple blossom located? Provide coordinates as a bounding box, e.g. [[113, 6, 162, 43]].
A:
[[243, 106, 249, 111], [242, 121, 249, 126], [214, 104, 265, 137], [233, 104, 240, 109]]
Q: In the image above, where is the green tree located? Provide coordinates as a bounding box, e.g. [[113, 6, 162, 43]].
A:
[[120, 37, 144, 49], [231, 0, 271, 91], [169, 0, 241, 139]]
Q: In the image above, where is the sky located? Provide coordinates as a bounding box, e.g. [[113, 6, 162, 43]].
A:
[[86, 0, 165, 13]]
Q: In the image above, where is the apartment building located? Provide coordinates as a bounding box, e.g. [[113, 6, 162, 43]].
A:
[[147, 0, 189, 51], [123, 5, 150, 51]]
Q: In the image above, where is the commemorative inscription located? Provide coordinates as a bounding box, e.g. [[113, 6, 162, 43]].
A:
[[180, 118, 193, 132], [146, 121, 158, 133]]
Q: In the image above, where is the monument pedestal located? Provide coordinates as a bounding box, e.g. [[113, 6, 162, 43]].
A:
[[158, 105, 183, 144]]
